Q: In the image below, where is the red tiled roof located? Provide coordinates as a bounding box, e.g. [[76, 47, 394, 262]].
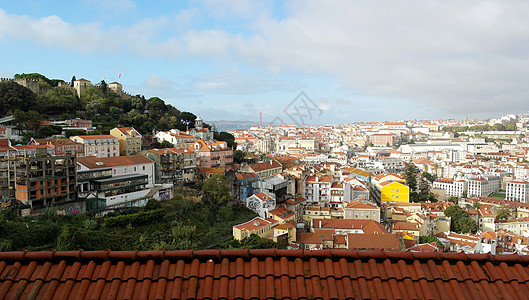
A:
[[77, 155, 153, 169], [74, 134, 116, 140], [0, 248, 512, 300], [4, 249, 529, 299], [347, 233, 403, 250], [248, 160, 281, 172]]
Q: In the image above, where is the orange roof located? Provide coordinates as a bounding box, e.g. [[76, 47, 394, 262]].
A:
[[345, 200, 378, 210], [249, 160, 282, 172], [77, 155, 153, 169], [234, 217, 274, 231], [75, 135, 116, 140], [254, 193, 273, 202], [347, 233, 402, 250]]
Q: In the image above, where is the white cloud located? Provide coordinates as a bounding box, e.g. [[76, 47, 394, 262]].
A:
[[3, 1, 529, 118]]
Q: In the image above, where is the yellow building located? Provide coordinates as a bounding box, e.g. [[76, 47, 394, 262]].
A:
[[378, 181, 409, 206], [303, 204, 331, 222], [272, 221, 297, 243], [110, 127, 142, 156], [232, 217, 277, 240]]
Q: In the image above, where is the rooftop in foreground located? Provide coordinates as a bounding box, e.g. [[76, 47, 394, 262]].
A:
[[0, 248, 528, 299]]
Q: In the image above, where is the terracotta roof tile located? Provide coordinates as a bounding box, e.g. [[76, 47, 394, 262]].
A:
[[2, 249, 529, 299], [77, 155, 153, 169]]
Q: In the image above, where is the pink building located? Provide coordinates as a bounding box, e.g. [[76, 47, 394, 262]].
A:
[[67, 118, 93, 131], [32, 138, 85, 157], [369, 134, 394, 146], [191, 139, 233, 168]]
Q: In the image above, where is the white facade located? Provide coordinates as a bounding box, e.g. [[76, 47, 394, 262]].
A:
[[506, 180, 529, 203], [433, 178, 467, 198], [467, 176, 500, 198], [77, 156, 156, 187], [70, 135, 119, 158], [245, 192, 276, 218]]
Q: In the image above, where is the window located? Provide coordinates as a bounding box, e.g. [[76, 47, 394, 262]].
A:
[[396, 189, 399, 192], [143, 166, 145, 170]]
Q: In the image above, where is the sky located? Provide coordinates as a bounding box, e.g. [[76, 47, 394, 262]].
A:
[[2, 0, 529, 125]]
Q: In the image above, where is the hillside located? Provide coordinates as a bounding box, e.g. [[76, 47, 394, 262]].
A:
[[0, 73, 202, 140]]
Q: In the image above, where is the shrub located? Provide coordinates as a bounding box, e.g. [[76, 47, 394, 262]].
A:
[[103, 208, 166, 228]]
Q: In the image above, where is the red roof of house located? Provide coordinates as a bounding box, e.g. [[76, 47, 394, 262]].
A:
[[248, 160, 282, 172], [347, 233, 402, 250], [74, 134, 116, 140], [1, 249, 527, 299], [77, 155, 153, 169]]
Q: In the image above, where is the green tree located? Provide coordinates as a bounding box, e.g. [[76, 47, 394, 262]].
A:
[[505, 123, 517, 131], [220, 234, 276, 249], [41, 86, 78, 115], [457, 217, 478, 233], [495, 205, 512, 220], [447, 196, 458, 203], [492, 123, 506, 131], [444, 205, 477, 233], [99, 80, 108, 95], [215, 131, 237, 149], [0, 81, 38, 115], [405, 163, 418, 192], [422, 171, 436, 183], [202, 174, 232, 207], [419, 236, 442, 245], [12, 109, 41, 131], [233, 150, 247, 164], [180, 111, 197, 129], [70, 76, 76, 87], [56, 225, 100, 251]]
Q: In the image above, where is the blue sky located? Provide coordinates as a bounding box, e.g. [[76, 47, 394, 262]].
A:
[[2, 0, 529, 124]]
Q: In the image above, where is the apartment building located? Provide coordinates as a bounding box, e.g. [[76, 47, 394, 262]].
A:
[[0, 154, 76, 209], [154, 130, 197, 149], [76, 155, 166, 208], [233, 217, 277, 240], [467, 176, 501, 197], [303, 175, 333, 203], [110, 127, 142, 156], [506, 179, 529, 203], [191, 140, 233, 169], [141, 148, 197, 184], [33, 138, 85, 157], [70, 135, 119, 158], [433, 178, 467, 198]]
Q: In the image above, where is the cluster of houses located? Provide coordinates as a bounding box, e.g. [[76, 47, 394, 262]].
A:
[[227, 114, 529, 254], [0, 115, 236, 215]]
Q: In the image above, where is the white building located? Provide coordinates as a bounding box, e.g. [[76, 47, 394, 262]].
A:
[[154, 130, 197, 149], [70, 135, 119, 158], [76, 155, 169, 208], [303, 175, 333, 204], [433, 178, 467, 198], [467, 176, 501, 198], [506, 179, 529, 203], [245, 192, 276, 218], [496, 218, 529, 236]]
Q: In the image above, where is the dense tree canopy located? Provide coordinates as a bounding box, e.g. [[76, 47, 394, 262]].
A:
[[0, 73, 213, 137], [444, 205, 478, 233], [0, 81, 38, 115]]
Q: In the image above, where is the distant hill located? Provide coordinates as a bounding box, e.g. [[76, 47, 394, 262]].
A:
[[207, 120, 261, 131]]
